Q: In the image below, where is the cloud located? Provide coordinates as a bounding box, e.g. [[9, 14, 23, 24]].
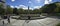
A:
[[10, 5, 42, 10], [11, 0, 15, 2], [49, 0, 52, 2], [19, 5, 28, 10], [44, 0, 49, 4], [33, 6, 42, 9], [28, 1, 32, 3], [28, 1, 34, 7], [44, 0, 52, 4], [10, 5, 14, 8], [14, 5, 33, 10], [14, 5, 26, 9], [49, 0, 52, 3], [15, 6, 20, 9], [29, 7, 33, 10], [15, 5, 42, 10], [19, 5, 26, 8], [36, 0, 41, 3]]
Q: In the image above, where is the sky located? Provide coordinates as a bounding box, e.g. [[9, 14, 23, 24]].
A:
[[5, 0, 60, 10]]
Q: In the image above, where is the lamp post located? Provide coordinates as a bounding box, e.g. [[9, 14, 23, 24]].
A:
[[28, 6, 29, 14], [27, 6, 31, 20]]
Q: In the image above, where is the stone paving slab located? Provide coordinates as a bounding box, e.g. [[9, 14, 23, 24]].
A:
[[0, 17, 60, 26], [11, 18, 60, 26]]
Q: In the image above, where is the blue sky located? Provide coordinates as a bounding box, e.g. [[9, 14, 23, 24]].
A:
[[6, 0, 60, 10]]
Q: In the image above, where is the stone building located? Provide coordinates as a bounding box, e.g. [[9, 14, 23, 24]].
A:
[[0, 0, 6, 9]]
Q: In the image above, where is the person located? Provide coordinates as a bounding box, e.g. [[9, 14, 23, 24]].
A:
[[2, 15, 7, 26], [3, 15, 7, 19], [2, 15, 7, 25], [28, 16, 31, 20], [8, 18, 10, 23], [2, 20, 4, 26], [7, 15, 10, 24]]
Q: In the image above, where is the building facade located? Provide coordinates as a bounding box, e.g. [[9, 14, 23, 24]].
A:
[[0, 0, 6, 9]]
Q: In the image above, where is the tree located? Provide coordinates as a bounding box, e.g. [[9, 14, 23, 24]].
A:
[[29, 10, 33, 14], [40, 3, 57, 14], [13, 8, 18, 15], [6, 5, 13, 14], [54, 2, 60, 13], [33, 9, 40, 14], [17, 8, 24, 14], [24, 10, 28, 14], [0, 3, 5, 15]]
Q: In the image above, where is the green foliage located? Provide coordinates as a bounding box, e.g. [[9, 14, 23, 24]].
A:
[[17, 8, 24, 14], [54, 2, 60, 13], [41, 3, 57, 13], [0, 3, 5, 15], [6, 5, 13, 14], [40, 2, 60, 14], [33, 9, 40, 14], [56, 23, 60, 26], [24, 10, 28, 14], [0, 2, 60, 15], [13, 8, 18, 14]]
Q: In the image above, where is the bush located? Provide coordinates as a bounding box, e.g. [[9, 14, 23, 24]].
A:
[[56, 23, 60, 26], [55, 13, 60, 16]]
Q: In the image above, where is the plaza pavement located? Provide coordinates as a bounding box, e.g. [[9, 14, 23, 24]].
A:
[[0, 16, 60, 26], [11, 17, 60, 26]]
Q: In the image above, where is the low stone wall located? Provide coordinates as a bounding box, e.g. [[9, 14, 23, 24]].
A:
[[20, 14, 40, 17]]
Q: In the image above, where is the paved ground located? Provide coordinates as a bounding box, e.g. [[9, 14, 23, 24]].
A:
[[11, 18, 60, 26], [0, 16, 60, 26]]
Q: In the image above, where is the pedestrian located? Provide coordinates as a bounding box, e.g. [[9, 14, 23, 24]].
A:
[[2, 20, 4, 25], [8, 17, 10, 23], [28, 16, 31, 20], [3, 15, 7, 19], [2, 15, 7, 25], [7, 15, 10, 24]]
